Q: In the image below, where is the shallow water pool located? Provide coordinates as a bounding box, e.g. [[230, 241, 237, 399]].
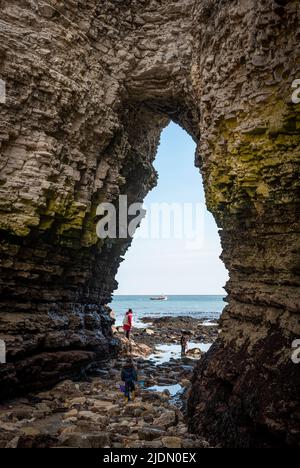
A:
[[146, 383, 182, 396], [149, 342, 212, 365]]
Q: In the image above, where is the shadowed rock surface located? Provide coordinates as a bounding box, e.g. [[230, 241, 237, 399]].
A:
[[0, 0, 299, 447]]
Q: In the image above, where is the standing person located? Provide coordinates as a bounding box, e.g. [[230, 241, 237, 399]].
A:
[[180, 332, 189, 355], [121, 358, 138, 402], [123, 308, 133, 340]]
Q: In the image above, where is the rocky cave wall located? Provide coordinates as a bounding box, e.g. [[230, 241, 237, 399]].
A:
[[0, 0, 194, 398], [188, 0, 300, 448], [0, 0, 299, 447]]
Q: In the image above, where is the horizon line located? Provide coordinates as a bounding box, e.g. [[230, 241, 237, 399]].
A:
[[112, 293, 226, 296]]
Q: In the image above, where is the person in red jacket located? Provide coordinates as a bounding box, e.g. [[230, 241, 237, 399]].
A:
[[123, 308, 133, 340]]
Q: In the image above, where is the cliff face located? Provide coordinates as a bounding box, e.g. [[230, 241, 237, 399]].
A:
[[0, 0, 193, 398], [0, 0, 299, 446], [187, 0, 300, 448]]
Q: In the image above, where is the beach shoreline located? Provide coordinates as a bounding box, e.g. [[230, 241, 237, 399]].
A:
[[0, 315, 219, 448]]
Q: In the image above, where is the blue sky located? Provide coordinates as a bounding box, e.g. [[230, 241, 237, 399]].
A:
[[115, 122, 229, 295]]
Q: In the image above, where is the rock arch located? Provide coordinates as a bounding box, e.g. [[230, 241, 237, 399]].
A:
[[0, 0, 299, 447]]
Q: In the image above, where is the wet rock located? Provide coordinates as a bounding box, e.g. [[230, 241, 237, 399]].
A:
[[69, 397, 86, 408], [20, 427, 42, 437], [89, 400, 118, 412], [63, 409, 78, 419], [153, 410, 176, 428], [162, 436, 182, 448], [60, 432, 110, 448], [38, 5, 55, 18], [138, 427, 166, 441], [10, 409, 33, 420], [17, 434, 58, 449], [182, 437, 210, 449], [186, 348, 202, 357], [157, 378, 177, 385], [95, 370, 110, 379], [6, 436, 20, 449], [78, 411, 101, 422], [144, 440, 163, 448], [0, 349, 205, 449], [180, 379, 191, 387]]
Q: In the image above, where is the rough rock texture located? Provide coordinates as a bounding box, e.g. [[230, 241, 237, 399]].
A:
[[187, 0, 300, 448], [0, 355, 209, 449], [0, 0, 193, 397], [0, 0, 299, 447]]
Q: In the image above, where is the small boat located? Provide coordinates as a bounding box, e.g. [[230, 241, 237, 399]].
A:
[[150, 295, 168, 301]]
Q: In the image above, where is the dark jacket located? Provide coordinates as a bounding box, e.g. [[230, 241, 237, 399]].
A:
[[121, 365, 137, 382], [181, 335, 188, 346]]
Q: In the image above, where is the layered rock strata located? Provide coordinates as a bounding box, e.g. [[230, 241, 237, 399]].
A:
[[0, 0, 299, 447]]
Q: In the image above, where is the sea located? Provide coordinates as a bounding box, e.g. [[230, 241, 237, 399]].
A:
[[110, 295, 226, 328]]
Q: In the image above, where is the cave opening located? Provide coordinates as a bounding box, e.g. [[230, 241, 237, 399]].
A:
[[110, 121, 229, 326]]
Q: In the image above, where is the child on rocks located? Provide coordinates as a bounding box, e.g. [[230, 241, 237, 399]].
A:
[[180, 332, 189, 355], [121, 358, 138, 402]]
